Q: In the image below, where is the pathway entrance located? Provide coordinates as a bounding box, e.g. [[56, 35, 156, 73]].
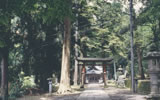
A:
[[77, 83, 110, 100], [77, 57, 113, 87]]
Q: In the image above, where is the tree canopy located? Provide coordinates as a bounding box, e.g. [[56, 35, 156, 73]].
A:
[[1, 0, 160, 99]]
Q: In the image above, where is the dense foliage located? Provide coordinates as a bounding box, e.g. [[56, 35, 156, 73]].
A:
[[0, 0, 160, 99]]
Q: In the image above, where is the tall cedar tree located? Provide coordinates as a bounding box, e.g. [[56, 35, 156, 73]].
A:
[[0, 48, 9, 100], [58, 17, 72, 93]]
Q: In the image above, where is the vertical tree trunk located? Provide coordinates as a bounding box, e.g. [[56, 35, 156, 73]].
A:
[[130, 0, 135, 93], [73, 12, 79, 86], [0, 48, 9, 100], [1, 0, 9, 99], [137, 48, 145, 79], [58, 17, 71, 94]]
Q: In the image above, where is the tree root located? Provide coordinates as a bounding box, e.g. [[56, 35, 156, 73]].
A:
[[57, 84, 72, 94]]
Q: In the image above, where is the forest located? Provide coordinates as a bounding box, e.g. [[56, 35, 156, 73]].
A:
[[0, 0, 160, 100]]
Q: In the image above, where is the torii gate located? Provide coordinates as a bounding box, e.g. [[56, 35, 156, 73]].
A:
[[77, 57, 113, 88]]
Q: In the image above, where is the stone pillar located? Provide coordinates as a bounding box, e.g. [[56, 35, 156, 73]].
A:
[[114, 61, 117, 80], [145, 52, 160, 100], [47, 78, 53, 95]]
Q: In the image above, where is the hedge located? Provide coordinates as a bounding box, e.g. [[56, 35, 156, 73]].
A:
[[124, 79, 150, 94], [137, 80, 150, 94], [124, 79, 131, 88]]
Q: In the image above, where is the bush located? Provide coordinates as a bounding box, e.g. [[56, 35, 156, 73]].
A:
[[9, 72, 37, 99], [9, 80, 24, 100], [137, 80, 150, 94], [22, 76, 36, 89], [124, 79, 150, 94]]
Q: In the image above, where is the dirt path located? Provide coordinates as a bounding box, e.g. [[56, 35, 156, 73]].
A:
[[77, 83, 110, 100], [104, 86, 146, 100], [17, 83, 147, 100], [76, 83, 146, 100]]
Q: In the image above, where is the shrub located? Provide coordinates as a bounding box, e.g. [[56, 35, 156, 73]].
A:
[[137, 80, 150, 94], [9, 72, 37, 99], [20, 75, 37, 95], [22, 75, 36, 89], [9, 80, 24, 100]]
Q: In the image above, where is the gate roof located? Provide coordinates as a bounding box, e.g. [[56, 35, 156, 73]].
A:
[[77, 57, 113, 62]]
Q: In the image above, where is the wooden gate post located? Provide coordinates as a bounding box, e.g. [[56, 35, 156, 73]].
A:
[[103, 62, 107, 87], [81, 63, 85, 88]]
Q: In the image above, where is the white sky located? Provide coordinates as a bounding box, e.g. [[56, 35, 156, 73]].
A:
[[88, 0, 145, 14]]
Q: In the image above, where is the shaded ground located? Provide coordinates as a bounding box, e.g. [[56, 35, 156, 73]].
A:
[[17, 85, 82, 100], [104, 86, 147, 100], [17, 83, 147, 100], [17, 92, 80, 100]]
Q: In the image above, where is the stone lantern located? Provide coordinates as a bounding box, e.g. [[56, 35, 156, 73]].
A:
[[47, 78, 53, 94], [145, 52, 160, 100], [117, 67, 123, 76]]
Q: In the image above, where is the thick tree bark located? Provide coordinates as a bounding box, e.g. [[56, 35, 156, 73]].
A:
[[58, 17, 71, 94], [137, 48, 145, 79], [0, 48, 9, 100]]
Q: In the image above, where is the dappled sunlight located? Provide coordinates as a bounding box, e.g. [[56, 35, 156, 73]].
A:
[[40, 97, 49, 100]]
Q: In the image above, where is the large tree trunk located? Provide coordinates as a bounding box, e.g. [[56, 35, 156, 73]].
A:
[[0, 48, 9, 100], [58, 17, 71, 94], [130, 0, 135, 93], [137, 48, 145, 79], [73, 11, 79, 86]]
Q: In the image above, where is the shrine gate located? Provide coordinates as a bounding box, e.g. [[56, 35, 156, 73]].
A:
[[77, 57, 113, 88]]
